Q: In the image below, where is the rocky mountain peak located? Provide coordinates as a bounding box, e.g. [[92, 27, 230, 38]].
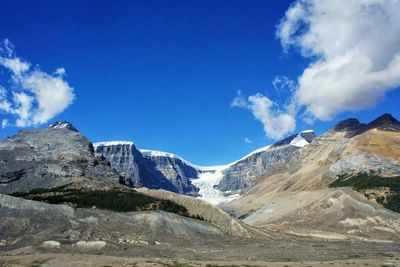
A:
[[367, 113, 400, 131], [332, 118, 364, 132], [48, 121, 78, 132], [329, 118, 366, 138]]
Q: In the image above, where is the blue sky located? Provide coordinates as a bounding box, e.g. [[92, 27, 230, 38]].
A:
[[0, 0, 399, 165]]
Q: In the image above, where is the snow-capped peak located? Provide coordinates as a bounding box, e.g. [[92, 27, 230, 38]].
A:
[[48, 121, 78, 132]]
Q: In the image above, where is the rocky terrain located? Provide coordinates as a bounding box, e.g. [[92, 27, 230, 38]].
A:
[[1, 186, 400, 266], [221, 114, 400, 242], [0, 122, 121, 194], [1, 114, 400, 266]]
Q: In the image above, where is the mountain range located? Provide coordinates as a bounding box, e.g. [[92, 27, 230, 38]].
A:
[[1, 113, 400, 265]]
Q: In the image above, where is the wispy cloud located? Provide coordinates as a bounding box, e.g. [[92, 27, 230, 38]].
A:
[[230, 90, 248, 108], [244, 137, 253, 144], [0, 39, 75, 127]]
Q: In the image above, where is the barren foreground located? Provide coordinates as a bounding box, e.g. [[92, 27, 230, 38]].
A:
[[1, 243, 399, 267]]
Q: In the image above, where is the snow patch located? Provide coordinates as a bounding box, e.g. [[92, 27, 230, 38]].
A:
[[140, 149, 181, 159], [236, 145, 271, 162], [93, 141, 134, 147], [49, 122, 70, 129], [289, 130, 314, 147]]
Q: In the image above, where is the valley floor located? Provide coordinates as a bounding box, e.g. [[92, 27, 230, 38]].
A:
[[0, 237, 400, 267], [1, 242, 399, 267]]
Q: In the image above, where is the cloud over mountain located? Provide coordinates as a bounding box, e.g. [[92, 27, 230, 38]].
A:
[[233, 0, 400, 140], [231, 90, 296, 140], [0, 39, 74, 127], [277, 0, 400, 121]]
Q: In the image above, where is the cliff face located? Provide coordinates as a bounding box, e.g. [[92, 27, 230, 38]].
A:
[[0, 122, 121, 194], [216, 131, 316, 193], [94, 142, 142, 187], [217, 145, 300, 192], [140, 150, 199, 195], [93, 144, 198, 194]]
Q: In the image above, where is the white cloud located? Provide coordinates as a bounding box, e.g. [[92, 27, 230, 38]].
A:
[[20, 70, 74, 125], [231, 91, 296, 140], [276, 0, 400, 121], [0, 86, 12, 113], [248, 94, 296, 140], [244, 137, 253, 144], [54, 67, 66, 76], [12, 92, 34, 127], [0, 39, 75, 127], [1, 57, 30, 75], [1, 119, 8, 129]]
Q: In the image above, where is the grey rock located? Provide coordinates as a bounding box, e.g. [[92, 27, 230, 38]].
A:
[[41, 240, 61, 248], [328, 153, 400, 177], [94, 143, 191, 193], [74, 240, 106, 250], [0, 122, 121, 194], [330, 118, 366, 138], [217, 132, 316, 193], [127, 210, 223, 236], [217, 145, 300, 192], [0, 193, 73, 241], [140, 151, 199, 194]]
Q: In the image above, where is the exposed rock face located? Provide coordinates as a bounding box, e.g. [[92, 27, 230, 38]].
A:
[[217, 145, 300, 192], [94, 142, 143, 187], [0, 122, 121, 194], [217, 131, 316, 192], [328, 153, 400, 178], [328, 118, 366, 138], [94, 143, 196, 194], [140, 150, 199, 194], [367, 113, 400, 131], [325, 113, 400, 139]]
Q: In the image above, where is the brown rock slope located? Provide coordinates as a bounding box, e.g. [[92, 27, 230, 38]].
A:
[[221, 114, 400, 241]]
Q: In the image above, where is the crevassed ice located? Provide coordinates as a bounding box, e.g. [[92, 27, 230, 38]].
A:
[[191, 167, 240, 205]]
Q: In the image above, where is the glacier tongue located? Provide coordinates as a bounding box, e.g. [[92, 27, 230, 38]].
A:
[[191, 167, 239, 205]]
